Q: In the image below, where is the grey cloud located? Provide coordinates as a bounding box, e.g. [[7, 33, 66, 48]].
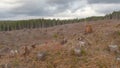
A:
[[87, 0, 120, 4], [90, 4, 120, 14], [0, 0, 120, 20], [6, 0, 81, 18], [47, 0, 72, 5], [10, 0, 82, 17], [0, 9, 15, 18], [10, 0, 51, 16]]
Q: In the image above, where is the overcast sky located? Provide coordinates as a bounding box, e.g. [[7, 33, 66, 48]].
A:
[[0, 0, 120, 20]]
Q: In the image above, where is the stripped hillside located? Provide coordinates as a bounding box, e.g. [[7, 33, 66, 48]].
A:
[[0, 20, 120, 68]]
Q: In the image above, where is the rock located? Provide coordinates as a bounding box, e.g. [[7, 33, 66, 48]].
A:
[[0, 63, 11, 68], [108, 45, 119, 53], [77, 37, 83, 41], [36, 52, 47, 61], [79, 41, 86, 47], [116, 57, 120, 61], [115, 55, 120, 64], [77, 36, 90, 48], [77, 39, 87, 47], [0, 47, 11, 57], [73, 47, 81, 56], [9, 49, 19, 57]]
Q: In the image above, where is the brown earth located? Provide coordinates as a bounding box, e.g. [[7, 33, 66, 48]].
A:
[[0, 20, 120, 68]]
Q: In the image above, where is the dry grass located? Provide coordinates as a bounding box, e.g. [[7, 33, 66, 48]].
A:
[[0, 20, 120, 68]]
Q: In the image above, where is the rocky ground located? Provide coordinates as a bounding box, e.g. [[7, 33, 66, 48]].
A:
[[0, 20, 120, 68]]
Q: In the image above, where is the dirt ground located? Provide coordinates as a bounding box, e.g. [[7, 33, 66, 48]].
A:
[[0, 20, 120, 68]]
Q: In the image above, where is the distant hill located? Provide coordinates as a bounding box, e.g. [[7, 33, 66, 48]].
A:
[[0, 11, 119, 31], [85, 11, 120, 21], [105, 11, 120, 19]]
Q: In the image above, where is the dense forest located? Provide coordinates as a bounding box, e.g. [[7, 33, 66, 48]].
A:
[[0, 11, 120, 31]]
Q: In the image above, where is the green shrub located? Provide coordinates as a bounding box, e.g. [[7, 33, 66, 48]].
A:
[[81, 49, 87, 56], [53, 33, 58, 39], [12, 59, 20, 67], [117, 31, 120, 35]]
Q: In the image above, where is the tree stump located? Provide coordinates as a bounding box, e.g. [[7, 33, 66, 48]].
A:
[[23, 46, 30, 57], [85, 24, 93, 34], [108, 45, 119, 54], [31, 44, 36, 49]]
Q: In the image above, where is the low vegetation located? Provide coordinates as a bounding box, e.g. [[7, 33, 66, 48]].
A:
[[0, 12, 120, 67]]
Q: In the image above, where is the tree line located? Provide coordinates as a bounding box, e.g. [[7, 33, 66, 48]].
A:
[[0, 11, 120, 31], [0, 19, 81, 31]]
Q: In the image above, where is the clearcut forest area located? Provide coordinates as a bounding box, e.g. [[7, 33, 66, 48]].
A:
[[0, 11, 120, 68]]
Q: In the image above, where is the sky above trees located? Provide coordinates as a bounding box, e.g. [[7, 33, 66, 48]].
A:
[[0, 0, 120, 20]]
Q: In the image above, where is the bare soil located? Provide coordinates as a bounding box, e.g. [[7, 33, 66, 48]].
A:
[[0, 20, 120, 68]]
